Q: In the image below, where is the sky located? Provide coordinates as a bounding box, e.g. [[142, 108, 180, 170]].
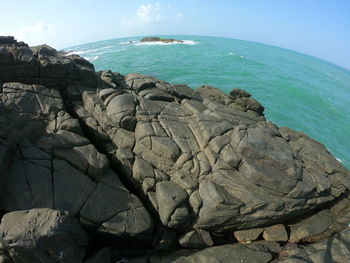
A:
[[1, 0, 350, 70]]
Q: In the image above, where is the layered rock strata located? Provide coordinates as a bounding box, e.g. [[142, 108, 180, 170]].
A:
[[0, 36, 349, 262]]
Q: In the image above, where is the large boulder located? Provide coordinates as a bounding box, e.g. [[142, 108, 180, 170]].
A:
[[0, 208, 87, 263], [0, 81, 154, 242], [79, 71, 350, 233], [1, 37, 350, 262], [0, 36, 96, 94]]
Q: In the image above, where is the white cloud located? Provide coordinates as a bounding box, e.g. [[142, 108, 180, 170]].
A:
[[14, 21, 56, 44], [137, 3, 161, 23], [122, 2, 183, 28]]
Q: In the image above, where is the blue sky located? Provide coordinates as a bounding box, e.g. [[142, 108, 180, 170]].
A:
[[1, 0, 350, 69]]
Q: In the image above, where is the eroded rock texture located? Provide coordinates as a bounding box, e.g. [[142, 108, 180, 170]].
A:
[[80, 71, 349, 234], [0, 208, 87, 263], [0, 37, 154, 245], [0, 36, 350, 262]]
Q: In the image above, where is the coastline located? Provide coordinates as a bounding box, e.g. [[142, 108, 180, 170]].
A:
[[0, 36, 350, 263]]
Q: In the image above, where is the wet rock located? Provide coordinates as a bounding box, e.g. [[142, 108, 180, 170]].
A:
[[0, 208, 88, 263]]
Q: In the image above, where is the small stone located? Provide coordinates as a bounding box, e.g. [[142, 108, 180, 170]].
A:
[[263, 224, 289, 242], [234, 228, 264, 243]]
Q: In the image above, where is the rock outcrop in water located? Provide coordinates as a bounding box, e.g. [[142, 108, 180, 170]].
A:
[[140, 37, 184, 43], [0, 36, 350, 262]]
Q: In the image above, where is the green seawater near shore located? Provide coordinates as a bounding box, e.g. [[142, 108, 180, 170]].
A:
[[66, 35, 350, 169]]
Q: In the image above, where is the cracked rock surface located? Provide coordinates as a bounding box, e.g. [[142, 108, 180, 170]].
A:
[[81, 71, 349, 233], [0, 208, 88, 263], [0, 36, 350, 262]]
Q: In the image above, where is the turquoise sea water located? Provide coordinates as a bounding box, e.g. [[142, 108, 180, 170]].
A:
[[66, 35, 350, 169]]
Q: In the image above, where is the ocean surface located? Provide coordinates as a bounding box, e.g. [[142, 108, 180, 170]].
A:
[[66, 35, 350, 169]]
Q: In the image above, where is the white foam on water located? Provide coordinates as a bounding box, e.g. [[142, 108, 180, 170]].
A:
[[336, 157, 343, 163], [228, 52, 246, 58], [65, 45, 115, 56], [119, 40, 137, 45], [65, 50, 89, 56], [134, 40, 199, 46], [99, 45, 114, 49], [87, 56, 99, 61]]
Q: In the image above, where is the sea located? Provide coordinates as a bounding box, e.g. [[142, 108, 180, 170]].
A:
[[65, 35, 350, 170]]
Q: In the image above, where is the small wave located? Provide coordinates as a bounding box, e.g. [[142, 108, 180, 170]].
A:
[[87, 56, 99, 61], [119, 40, 137, 45], [228, 52, 245, 58], [336, 157, 343, 163], [99, 45, 114, 49], [134, 40, 199, 46], [65, 50, 90, 56], [65, 45, 115, 56]]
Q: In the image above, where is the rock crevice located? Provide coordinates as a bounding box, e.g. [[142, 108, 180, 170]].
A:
[[0, 36, 350, 263]]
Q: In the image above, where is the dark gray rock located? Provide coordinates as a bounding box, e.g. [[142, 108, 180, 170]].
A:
[[229, 88, 251, 98], [79, 71, 350, 235], [178, 229, 213, 248], [0, 38, 96, 93], [156, 181, 189, 229], [140, 37, 184, 43], [0, 36, 17, 45], [154, 227, 178, 251], [31, 44, 58, 57], [128, 241, 280, 263], [277, 227, 350, 262], [84, 248, 111, 263], [1, 38, 350, 263], [0, 208, 88, 263], [0, 251, 13, 263], [0, 80, 154, 242], [288, 196, 350, 243]]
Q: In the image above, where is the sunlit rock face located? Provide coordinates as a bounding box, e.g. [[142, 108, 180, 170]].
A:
[[0, 36, 350, 263]]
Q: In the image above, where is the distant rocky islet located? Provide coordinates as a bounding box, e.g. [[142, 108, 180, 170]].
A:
[[140, 37, 184, 43], [0, 35, 350, 262]]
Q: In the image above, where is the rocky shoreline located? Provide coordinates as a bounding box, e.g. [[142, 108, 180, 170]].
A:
[[0, 36, 349, 262]]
